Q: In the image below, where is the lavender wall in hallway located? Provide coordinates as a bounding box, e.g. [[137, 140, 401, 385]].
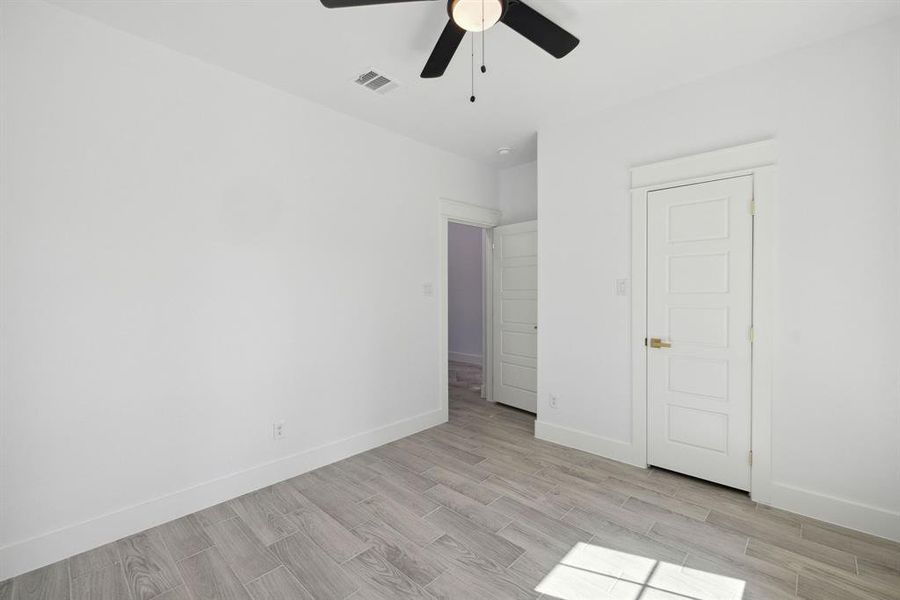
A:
[[448, 222, 483, 363]]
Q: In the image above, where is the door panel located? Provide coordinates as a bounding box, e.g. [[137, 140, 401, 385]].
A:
[[647, 176, 752, 490], [493, 220, 538, 413]]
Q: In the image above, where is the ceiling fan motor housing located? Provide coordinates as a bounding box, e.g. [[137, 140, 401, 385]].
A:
[[448, 0, 508, 32]]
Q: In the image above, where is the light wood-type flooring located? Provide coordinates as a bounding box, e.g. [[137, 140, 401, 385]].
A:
[[3, 363, 899, 599]]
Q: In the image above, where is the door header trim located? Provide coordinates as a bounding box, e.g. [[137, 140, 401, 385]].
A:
[[630, 140, 776, 189]]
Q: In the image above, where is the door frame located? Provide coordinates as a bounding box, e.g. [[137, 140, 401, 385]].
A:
[[439, 198, 502, 421], [630, 140, 776, 502]]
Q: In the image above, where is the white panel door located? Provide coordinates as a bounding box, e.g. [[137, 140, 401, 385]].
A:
[[493, 220, 537, 413], [647, 176, 753, 490]]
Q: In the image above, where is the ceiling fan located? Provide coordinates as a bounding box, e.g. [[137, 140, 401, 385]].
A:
[[320, 0, 579, 79]]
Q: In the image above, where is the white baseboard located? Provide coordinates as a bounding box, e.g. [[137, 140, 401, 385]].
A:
[[535, 420, 645, 469], [765, 481, 900, 543], [449, 351, 482, 365], [0, 408, 445, 580], [535, 421, 900, 544]]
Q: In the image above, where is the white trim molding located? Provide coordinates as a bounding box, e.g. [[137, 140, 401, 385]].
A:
[[535, 421, 644, 468], [629, 140, 777, 499], [0, 408, 444, 581], [438, 198, 501, 420], [630, 139, 777, 188]]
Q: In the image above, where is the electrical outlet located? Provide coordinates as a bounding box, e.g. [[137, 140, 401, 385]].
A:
[[422, 282, 434, 297], [616, 279, 629, 296], [549, 394, 559, 409], [273, 421, 285, 440]]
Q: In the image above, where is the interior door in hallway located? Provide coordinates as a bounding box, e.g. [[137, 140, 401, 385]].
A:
[[492, 220, 538, 413], [647, 176, 753, 490]]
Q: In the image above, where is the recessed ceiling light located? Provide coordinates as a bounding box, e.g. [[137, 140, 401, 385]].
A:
[[497, 147, 513, 156]]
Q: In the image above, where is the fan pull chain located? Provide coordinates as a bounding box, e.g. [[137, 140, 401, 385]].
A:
[[470, 32, 475, 103], [481, 0, 486, 73]]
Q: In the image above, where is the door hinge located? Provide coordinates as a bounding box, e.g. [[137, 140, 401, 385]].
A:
[[491, 242, 496, 250], [749, 326, 755, 343], [749, 450, 753, 466], [750, 199, 757, 215]]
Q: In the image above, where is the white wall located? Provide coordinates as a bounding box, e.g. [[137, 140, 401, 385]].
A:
[[498, 160, 537, 225], [537, 19, 900, 540], [447, 223, 483, 364], [0, 0, 497, 578]]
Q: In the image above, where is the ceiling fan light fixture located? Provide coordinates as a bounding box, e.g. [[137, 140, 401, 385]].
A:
[[450, 0, 503, 32]]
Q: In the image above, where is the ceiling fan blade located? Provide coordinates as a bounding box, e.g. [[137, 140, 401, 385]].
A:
[[421, 20, 466, 78], [320, 0, 435, 7], [501, 0, 579, 58]]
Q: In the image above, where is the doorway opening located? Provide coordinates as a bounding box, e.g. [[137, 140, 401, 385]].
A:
[[448, 222, 488, 403]]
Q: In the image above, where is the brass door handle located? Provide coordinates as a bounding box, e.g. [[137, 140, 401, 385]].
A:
[[649, 338, 672, 349]]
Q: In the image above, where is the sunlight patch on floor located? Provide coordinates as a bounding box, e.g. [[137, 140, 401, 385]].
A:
[[535, 542, 746, 600]]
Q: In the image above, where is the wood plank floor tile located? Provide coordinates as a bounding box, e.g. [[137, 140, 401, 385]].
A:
[[271, 481, 320, 513], [204, 517, 280, 584], [11, 561, 69, 600], [365, 476, 440, 517], [425, 508, 524, 568], [313, 466, 378, 503], [745, 534, 857, 573], [0, 579, 11, 600], [802, 523, 900, 571], [489, 496, 591, 548], [228, 490, 297, 546], [428, 534, 537, 600], [423, 466, 500, 505], [68, 542, 120, 580], [70, 563, 130, 600], [478, 462, 555, 497], [333, 456, 381, 484], [622, 496, 709, 529], [393, 440, 490, 483], [797, 563, 900, 600], [342, 549, 433, 600], [647, 518, 749, 558], [287, 508, 370, 563], [425, 484, 511, 532], [158, 514, 213, 561], [406, 437, 486, 466], [149, 585, 193, 600], [497, 521, 572, 589], [579, 518, 686, 566], [301, 484, 374, 530], [707, 507, 802, 540], [116, 529, 183, 600], [245, 566, 314, 600], [858, 559, 900, 589], [682, 551, 799, 599], [352, 520, 448, 588], [536, 467, 630, 507], [269, 531, 358, 600], [367, 459, 437, 493], [371, 445, 434, 474], [193, 501, 239, 530], [612, 479, 710, 521], [425, 567, 503, 600], [178, 547, 250, 600], [363, 496, 444, 546]]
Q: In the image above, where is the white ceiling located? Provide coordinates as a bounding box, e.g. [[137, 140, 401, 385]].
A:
[[51, 0, 900, 166]]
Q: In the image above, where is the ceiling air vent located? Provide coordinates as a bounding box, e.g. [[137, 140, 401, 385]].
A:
[[354, 69, 399, 95]]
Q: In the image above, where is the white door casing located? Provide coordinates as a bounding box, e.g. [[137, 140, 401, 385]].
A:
[[492, 220, 538, 413], [647, 176, 753, 490]]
